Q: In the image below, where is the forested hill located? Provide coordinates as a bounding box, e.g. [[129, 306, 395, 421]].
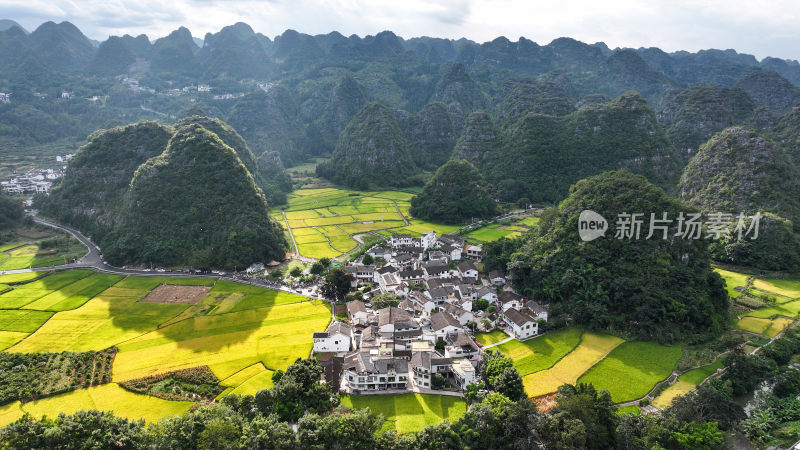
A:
[[3, 20, 800, 199], [38, 119, 288, 269]]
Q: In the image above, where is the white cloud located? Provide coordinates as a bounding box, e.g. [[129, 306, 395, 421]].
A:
[[1, 0, 798, 60]]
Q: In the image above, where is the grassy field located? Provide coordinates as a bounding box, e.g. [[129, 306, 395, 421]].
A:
[[0, 272, 47, 284], [522, 332, 624, 398], [22, 273, 123, 311], [475, 330, 509, 346], [496, 327, 583, 376], [715, 268, 749, 298], [576, 341, 683, 403], [340, 394, 466, 434], [652, 359, 724, 408], [463, 213, 540, 244]]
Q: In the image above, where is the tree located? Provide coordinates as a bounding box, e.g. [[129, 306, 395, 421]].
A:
[[289, 266, 303, 277], [361, 253, 374, 265], [473, 298, 489, 311], [309, 262, 325, 275], [319, 268, 352, 301], [269, 269, 283, 281], [435, 338, 446, 352], [493, 367, 525, 401], [516, 197, 531, 209], [552, 383, 617, 450], [371, 293, 400, 309], [319, 258, 331, 268], [432, 373, 445, 390]]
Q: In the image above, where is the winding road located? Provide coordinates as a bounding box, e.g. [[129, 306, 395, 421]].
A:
[[0, 216, 326, 301]]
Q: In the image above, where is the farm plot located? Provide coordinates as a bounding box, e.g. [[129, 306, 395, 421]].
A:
[[22, 273, 123, 311], [0, 272, 46, 284], [10, 383, 192, 426], [576, 341, 683, 403], [281, 187, 464, 259], [752, 278, 800, 299], [496, 327, 583, 376], [652, 359, 724, 408], [0, 270, 94, 309], [0, 245, 38, 270], [0, 331, 27, 351], [522, 332, 623, 398], [0, 310, 54, 333], [111, 299, 330, 382], [715, 268, 749, 298], [465, 225, 513, 242], [7, 283, 189, 353], [340, 393, 466, 434], [744, 299, 800, 319]]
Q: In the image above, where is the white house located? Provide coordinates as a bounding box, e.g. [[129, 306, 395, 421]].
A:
[[475, 287, 498, 304], [423, 263, 451, 280], [377, 307, 413, 334], [342, 353, 409, 392], [465, 245, 483, 260], [347, 300, 369, 327], [498, 291, 523, 312], [488, 271, 506, 286], [444, 332, 480, 361], [452, 359, 477, 389], [430, 311, 463, 339], [390, 234, 414, 247], [312, 321, 352, 353], [421, 231, 437, 249], [457, 261, 479, 279], [503, 308, 538, 340], [441, 303, 474, 326]]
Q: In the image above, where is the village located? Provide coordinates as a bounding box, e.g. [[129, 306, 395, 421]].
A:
[[0, 167, 64, 195], [311, 231, 548, 396]]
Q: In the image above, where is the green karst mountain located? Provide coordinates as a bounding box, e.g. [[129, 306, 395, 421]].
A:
[[104, 124, 286, 268], [773, 104, 800, 165], [432, 62, 486, 127], [227, 87, 308, 167], [485, 92, 683, 202], [734, 70, 800, 116], [394, 102, 456, 170], [679, 127, 800, 270], [316, 102, 418, 188], [658, 85, 757, 161], [39, 121, 174, 241], [510, 171, 729, 342], [150, 26, 198, 74], [680, 127, 800, 222], [409, 159, 498, 224], [319, 75, 368, 147], [174, 115, 292, 205], [450, 111, 500, 168], [39, 118, 287, 269]]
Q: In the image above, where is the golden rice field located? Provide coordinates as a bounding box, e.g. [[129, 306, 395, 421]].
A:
[[521, 332, 623, 398], [0, 269, 331, 425], [277, 187, 463, 259]]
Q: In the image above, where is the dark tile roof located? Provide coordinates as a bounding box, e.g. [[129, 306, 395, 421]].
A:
[[377, 265, 398, 275], [430, 311, 462, 331], [377, 307, 412, 326], [504, 307, 535, 327], [457, 261, 477, 272], [313, 332, 329, 338], [488, 270, 505, 279], [347, 300, 367, 315], [326, 321, 352, 336]]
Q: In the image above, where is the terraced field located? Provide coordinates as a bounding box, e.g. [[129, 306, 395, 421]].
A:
[[715, 268, 749, 298], [0, 269, 330, 425], [496, 327, 583, 376], [463, 214, 540, 243], [652, 359, 724, 408], [278, 187, 465, 259], [340, 393, 466, 434], [521, 332, 623, 398], [576, 341, 683, 403]]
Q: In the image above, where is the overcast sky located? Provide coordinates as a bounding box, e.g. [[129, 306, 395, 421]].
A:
[[2, 0, 799, 61]]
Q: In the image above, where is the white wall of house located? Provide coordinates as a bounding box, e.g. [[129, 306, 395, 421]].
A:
[[313, 332, 351, 353]]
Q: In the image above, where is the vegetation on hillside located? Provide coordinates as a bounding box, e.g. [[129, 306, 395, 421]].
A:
[[103, 123, 286, 268], [509, 171, 729, 342], [409, 159, 498, 224], [316, 102, 419, 189]]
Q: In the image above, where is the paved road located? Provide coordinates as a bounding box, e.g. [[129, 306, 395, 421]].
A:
[[0, 217, 328, 301]]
